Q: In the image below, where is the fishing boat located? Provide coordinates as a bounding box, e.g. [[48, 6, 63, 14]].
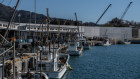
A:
[[18, 71, 49, 79], [117, 41, 125, 44], [36, 47, 70, 79], [79, 38, 91, 50], [103, 39, 111, 46], [124, 39, 131, 44], [67, 41, 83, 56], [94, 42, 104, 46], [83, 42, 91, 49]]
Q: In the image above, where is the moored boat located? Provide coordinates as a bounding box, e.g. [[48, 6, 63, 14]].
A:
[[67, 41, 83, 56], [103, 39, 111, 46], [36, 47, 70, 79]]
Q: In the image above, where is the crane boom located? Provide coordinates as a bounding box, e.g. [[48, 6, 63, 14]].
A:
[[75, 12, 80, 37], [95, 4, 112, 25], [120, 2, 133, 20]]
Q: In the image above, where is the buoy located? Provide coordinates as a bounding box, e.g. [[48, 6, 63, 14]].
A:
[[15, 59, 19, 62], [42, 57, 47, 60], [8, 61, 12, 64], [12, 37, 16, 42], [67, 65, 73, 70]]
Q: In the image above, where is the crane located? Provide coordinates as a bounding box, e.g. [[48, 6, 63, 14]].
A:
[[120, 2, 133, 20], [95, 4, 112, 25], [75, 12, 80, 37]]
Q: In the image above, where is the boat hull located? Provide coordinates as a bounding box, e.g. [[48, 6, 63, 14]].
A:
[[45, 65, 67, 79], [41, 54, 70, 79], [67, 51, 82, 56], [124, 42, 131, 44], [83, 46, 91, 50], [104, 44, 111, 46]]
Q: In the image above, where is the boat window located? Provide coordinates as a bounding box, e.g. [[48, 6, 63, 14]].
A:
[[34, 74, 41, 78], [70, 44, 75, 46], [50, 28, 54, 30], [38, 64, 46, 67]]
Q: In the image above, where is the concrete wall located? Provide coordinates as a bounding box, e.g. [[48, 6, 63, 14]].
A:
[[84, 26, 100, 37], [100, 27, 132, 40], [84, 26, 132, 40], [138, 29, 140, 38]]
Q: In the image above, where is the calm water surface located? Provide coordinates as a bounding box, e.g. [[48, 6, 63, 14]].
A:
[[63, 44, 140, 79]]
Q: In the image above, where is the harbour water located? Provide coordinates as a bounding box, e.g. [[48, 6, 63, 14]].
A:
[[63, 44, 140, 79]]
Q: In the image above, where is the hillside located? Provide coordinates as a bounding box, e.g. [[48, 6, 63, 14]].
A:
[[0, 3, 80, 25]]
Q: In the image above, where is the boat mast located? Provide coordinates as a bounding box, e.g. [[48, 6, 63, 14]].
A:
[[74, 12, 80, 41], [2, 0, 20, 45], [39, 22, 44, 79], [12, 36, 16, 79], [33, 0, 37, 53], [57, 20, 60, 48], [46, 8, 51, 53]]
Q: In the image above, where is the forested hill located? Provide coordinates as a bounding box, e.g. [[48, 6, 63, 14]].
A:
[[0, 3, 80, 25], [1, 3, 138, 27]]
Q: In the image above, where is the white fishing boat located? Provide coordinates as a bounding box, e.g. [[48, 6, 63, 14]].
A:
[[18, 71, 49, 79], [124, 41, 131, 44], [103, 39, 111, 46], [83, 43, 91, 49], [67, 41, 83, 56], [36, 47, 70, 79], [79, 38, 91, 50], [124, 39, 131, 44]]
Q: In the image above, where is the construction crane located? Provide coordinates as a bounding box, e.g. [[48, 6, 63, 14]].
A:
[[95, 4, 112, 25], [74, 12, 80, 37], [120, 2, 133, 20]]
